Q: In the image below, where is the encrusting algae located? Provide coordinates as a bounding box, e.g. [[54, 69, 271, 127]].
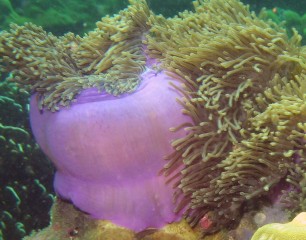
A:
[[23, 198, 207, 240], [1, 0, 306, 238]]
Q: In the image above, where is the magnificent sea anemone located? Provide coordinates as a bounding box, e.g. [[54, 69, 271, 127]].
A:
[[29, 69, 190, 231], [1, 0, 306, 237]]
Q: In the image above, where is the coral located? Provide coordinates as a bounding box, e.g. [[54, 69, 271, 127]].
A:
[[1, 0, 305, 37], [0, 0, 306, 237], [251, 212, 306, 240], [23, 198, 205, 240], [0, 79, 54, 239], [259, 8, 306, 45], [0, 0, 196, 36], [147, 0, 194, 17], [243, 0, 306, 15], [0, 0, 128, 35], [227, 200, 292, 239]]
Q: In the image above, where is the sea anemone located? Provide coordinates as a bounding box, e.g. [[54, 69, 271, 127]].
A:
[[1, 0, 306, 236]]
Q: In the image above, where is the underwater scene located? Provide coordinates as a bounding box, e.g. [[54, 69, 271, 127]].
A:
[[0, 0, 306, 239]]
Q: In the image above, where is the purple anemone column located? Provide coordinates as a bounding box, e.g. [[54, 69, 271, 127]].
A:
[[29, 68, 191, 231]]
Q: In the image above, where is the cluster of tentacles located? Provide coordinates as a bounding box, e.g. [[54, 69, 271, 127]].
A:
[[1, 0, 306, 234], [150, 0, 306, 232]]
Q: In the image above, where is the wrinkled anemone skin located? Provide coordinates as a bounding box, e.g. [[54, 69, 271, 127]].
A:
[[29, 69, 190, 231]]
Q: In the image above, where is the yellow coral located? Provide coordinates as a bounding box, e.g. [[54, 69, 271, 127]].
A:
[[251, 212, 306, 240]]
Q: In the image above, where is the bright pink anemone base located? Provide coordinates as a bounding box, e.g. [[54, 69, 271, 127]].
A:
[[29, 69, 191, 231]]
